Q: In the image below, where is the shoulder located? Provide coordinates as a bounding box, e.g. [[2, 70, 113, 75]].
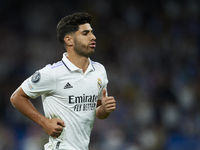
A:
[[45, 61, 64, 70], [91, 60, 106, 71], [36, 61, 64, 80], [41, 61, 65, 73]]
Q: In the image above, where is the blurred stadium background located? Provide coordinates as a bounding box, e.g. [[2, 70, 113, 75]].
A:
[[0, 0, 200, 150]]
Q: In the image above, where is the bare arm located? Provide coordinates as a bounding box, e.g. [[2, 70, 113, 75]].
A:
[[10, 86, 65, 138], [96, 89, 116, 119]]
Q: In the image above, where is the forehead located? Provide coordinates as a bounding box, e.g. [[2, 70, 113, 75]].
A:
[[77, 23, 93, 32]]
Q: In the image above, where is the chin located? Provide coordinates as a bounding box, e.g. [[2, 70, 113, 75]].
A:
[[86, 52, 95, 58]]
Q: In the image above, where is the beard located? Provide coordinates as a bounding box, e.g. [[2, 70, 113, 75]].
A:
[[73, 37, 95, 58]]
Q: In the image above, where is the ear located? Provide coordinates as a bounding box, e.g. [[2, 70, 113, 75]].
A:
[[64, 35, 73, 46]]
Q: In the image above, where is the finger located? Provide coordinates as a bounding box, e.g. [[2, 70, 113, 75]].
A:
[[55, 126, 63, 131], [50, 132, 60, 138], [103, 88, 107, 98], [106, 96, 114, 100], [56, 119, 65, 127], [105, 99, 116, 104], [105, 104, 116, 109], [52, 133, 61, 138], [106, 106, 116, 112], [53, 130, 62, 134], [52, 135, 57, 139], [57, 121, 65, 127]]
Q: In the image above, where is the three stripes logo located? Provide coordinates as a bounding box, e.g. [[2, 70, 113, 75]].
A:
[[64, 82, 73, 89]]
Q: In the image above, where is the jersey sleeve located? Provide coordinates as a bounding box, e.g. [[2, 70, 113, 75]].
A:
[[98, 67, 108, 100], [21, 65, 56, 99]]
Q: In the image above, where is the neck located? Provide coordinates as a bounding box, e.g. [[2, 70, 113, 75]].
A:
[[65, 52, 89, 73]]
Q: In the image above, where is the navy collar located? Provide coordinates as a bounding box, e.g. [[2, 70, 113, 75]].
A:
[[62, 52, 95, 72]]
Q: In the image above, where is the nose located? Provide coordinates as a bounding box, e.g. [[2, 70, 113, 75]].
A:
[[91, 33, 96, 40]]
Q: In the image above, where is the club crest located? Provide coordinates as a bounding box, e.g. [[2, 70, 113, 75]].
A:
[[31, 71, 41, 83], [97, 78, 102, 89]]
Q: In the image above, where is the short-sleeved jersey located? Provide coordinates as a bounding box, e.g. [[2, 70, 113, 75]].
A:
[[21, 53, 108, 150]]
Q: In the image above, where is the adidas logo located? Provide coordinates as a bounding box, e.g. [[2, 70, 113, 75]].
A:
[[64, 82, 73, 89]]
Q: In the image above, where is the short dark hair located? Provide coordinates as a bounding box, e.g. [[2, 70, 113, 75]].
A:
[[57, 12, 92, 46]]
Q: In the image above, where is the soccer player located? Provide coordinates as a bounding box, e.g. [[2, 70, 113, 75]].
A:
[[10, 12, 116, 150]]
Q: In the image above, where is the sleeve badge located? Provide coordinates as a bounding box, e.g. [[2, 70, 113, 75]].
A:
[[31, 71, 41, 83]]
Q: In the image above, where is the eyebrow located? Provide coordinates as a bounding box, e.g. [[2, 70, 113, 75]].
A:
[[81, 29, 94, 33]]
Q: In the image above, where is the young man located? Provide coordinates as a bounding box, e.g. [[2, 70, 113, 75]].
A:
[[10, 12, 116, 150]]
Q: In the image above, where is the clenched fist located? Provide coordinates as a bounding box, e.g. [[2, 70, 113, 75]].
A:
[[42, 118, 65, 138], [101, 89, 116, 113]]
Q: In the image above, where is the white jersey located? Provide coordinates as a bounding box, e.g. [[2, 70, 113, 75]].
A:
[[21, 53, 108, 150]]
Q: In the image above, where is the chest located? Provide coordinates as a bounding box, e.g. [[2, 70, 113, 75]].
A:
[[54, 71, 103, 98]]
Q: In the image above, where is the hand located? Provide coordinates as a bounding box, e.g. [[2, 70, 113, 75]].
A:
[[42, 118, 65, 138], [101, 89, 116, 113]]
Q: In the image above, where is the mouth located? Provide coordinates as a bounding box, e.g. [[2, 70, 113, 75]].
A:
[[89, 41, 96, 48]]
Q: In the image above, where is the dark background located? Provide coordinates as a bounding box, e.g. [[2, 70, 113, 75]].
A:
[[0, 0, 200, 150]]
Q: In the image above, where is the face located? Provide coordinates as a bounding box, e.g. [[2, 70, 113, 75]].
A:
[[73, 23, 96, 58]]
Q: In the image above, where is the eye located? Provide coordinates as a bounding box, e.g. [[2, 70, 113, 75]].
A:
[[83, 32, 88, 35]]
